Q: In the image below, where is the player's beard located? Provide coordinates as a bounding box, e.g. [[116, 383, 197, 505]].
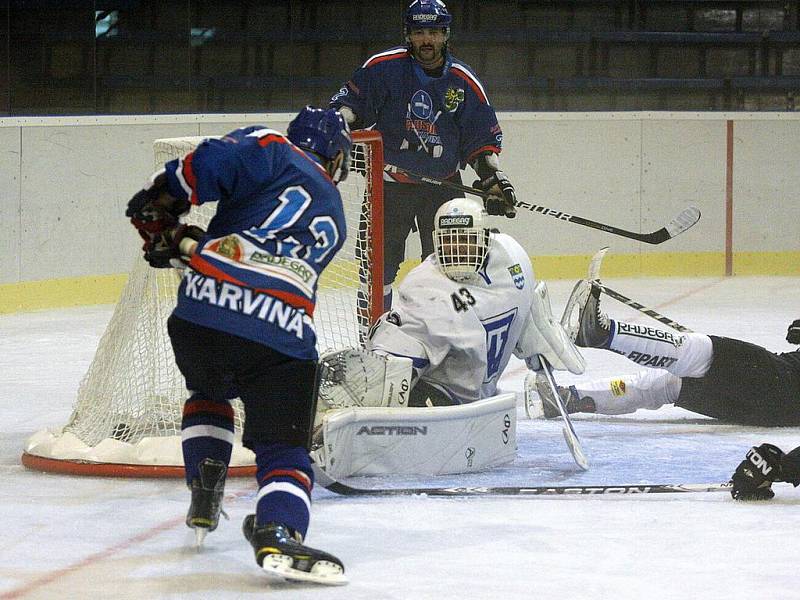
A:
[[413, 42, 444, 69]]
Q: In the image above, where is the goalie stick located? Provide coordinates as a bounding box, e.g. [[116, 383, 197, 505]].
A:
[[536, 355, 589, 470], [386, 164, 701, 245], [313, 465, 731, 496]]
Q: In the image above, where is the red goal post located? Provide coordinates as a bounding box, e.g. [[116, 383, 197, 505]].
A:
[[21, 129, 384, 478]]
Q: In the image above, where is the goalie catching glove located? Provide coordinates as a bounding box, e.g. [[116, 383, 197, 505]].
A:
[[730, 443, 800, 501], [514, 281, 586, 375]]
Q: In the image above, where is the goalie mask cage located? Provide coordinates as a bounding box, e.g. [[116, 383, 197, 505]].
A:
[[22, 130, 384, 478]]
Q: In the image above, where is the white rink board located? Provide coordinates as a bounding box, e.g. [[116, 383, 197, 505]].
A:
[[2, 112, 800, 285], [0, 126, 21, 283]]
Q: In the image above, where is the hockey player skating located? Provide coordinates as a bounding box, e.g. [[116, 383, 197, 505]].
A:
[[329, 0, 516, 309], [532, 282, 800, 427], [312, 198, 585, 478], [125, 107, 352, 585]]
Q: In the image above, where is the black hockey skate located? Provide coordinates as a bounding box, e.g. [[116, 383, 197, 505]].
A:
[[534, 373, 596, 419], [575, 282, 611, 348], [242, 514, 348, 586], [186, 458, 228, 547]]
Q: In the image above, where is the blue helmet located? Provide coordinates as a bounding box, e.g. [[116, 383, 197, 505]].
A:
[[404, 0, 452, 31], [287, 106, 352, 183]]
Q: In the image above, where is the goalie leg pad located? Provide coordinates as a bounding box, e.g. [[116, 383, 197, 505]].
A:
[[313, 394, 517, 478]]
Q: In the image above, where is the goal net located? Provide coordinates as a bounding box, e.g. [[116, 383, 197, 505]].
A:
[[22, 130, 384, 477]]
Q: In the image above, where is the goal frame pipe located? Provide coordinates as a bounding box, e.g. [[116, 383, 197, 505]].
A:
[[352, 129, 385, 321]]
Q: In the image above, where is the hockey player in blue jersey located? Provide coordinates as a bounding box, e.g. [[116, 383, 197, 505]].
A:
[[330, 0, 516, 309], [125, 107, 352, 585]]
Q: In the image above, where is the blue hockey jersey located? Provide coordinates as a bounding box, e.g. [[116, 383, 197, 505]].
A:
[[330, 46, 502, 182], [163, 126, 347, 360]]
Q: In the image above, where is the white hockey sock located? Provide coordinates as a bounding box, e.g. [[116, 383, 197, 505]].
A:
[[573, 369, 682, 415], [608, 321, 714, 378]]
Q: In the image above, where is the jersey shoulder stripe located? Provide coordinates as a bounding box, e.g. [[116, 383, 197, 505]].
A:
[[247, 128, 288, 147], [362, 47, 408, 69], [251, 129, 335, 186], [449, 62, 490, 105], [176, 152, 198, 204]]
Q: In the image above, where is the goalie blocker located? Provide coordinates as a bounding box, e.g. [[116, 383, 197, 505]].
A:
[[313, 348, 517, 478]]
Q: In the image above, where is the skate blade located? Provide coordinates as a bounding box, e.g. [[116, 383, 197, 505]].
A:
[[261, 554, 348, 586], [193, 527, 209, 549], [523, 373, 545, 420]]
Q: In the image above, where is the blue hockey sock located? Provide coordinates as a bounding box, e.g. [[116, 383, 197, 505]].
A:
[[252, 442, 314, 539], [181, 394, 234, 485]]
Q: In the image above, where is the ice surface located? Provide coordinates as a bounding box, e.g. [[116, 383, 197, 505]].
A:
[[2, 276, 799, 599]]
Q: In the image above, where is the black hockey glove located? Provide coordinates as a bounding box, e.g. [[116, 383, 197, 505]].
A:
[[126, 173, 190, 245], [144, 224, 205, 269], [786, 319, 800, 344], [730, 443, 785, 501], [473, 171, 517, 218]]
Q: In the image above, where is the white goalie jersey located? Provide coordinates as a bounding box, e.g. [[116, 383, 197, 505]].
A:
[[367, 232, 536, 404]]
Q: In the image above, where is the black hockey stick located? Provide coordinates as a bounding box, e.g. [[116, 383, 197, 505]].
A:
[[386, 164, 701, 245], [313, 466, 732, 497], [578, 247, 694, 333], [596, 282, 694, 333]]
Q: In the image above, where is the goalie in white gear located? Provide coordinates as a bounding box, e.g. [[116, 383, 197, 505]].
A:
[[313, 198, 584, 478], [367, 197, 585, 406]]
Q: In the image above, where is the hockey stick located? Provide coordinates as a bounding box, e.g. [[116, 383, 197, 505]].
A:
[[596, 283, 694, 333], [385, 164, 701, 245], [580, 247, 694, 333], [313, 465, 732, 496], [536, 355, 589, 470]]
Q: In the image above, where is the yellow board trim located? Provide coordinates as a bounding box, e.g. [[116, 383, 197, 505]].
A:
[[0, 274, 128, 314], [2, 251, 798, 314]]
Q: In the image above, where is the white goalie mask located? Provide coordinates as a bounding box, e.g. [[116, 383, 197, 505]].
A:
[[433, 198, 491, 282]]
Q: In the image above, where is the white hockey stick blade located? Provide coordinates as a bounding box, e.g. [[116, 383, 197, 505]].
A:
[[587, 246, 609, 281], [560, 247, 609, 340], [538, 355, 589, 470], [666, 206, 701, 238]]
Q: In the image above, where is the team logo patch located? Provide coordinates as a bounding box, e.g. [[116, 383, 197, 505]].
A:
[[207, 236, 243, 261], [610, 379, 627, 397], [508, 264, 525, 289], [410, 90, 434, 120], [444, 87, 464, 112], [482, 308, 518, 383]]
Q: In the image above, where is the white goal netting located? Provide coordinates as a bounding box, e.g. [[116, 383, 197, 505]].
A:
[[23, 130, 384, 476]]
